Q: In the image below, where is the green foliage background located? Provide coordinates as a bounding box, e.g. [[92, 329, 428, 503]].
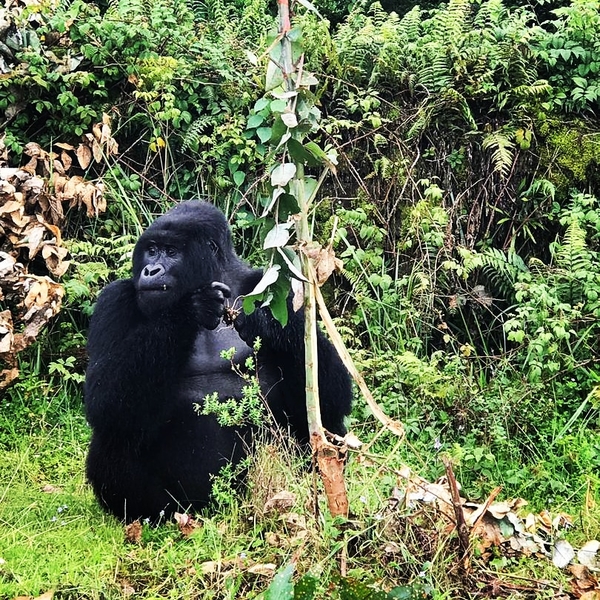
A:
[[1, 0, 600, 596]]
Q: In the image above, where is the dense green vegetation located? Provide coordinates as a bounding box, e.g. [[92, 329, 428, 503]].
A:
[[1, 0, 600, 597]]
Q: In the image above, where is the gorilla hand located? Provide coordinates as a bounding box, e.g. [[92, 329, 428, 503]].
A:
[[191, 282, 231, 330]]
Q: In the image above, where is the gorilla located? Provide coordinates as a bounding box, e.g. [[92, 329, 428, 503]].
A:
[[84, 200, 352, 523]]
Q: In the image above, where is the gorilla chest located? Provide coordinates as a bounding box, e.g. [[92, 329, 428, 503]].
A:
[[178, 326, 271, 401], [185, 326, 251, 374]]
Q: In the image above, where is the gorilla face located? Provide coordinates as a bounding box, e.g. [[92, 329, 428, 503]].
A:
[[131, 202, 233, 317], [134, 231, 188, 316]]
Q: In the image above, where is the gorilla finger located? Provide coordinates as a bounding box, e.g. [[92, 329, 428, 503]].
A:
[[210, 282, 231, 298]]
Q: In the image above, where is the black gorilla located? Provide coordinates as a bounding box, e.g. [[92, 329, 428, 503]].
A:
[[84, 201, 352, 522]]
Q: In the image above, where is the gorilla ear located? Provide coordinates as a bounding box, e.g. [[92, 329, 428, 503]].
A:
[[209, 239, 219, 256]]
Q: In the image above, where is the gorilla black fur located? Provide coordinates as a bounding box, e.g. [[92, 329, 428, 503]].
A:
[[84, 201, 352, 522]]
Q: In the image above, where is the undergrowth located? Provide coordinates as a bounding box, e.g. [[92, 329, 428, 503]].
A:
[[0, 369, 598, 599]]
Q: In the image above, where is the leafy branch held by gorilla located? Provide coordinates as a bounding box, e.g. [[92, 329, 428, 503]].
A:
[[84, 201, 352, 523]]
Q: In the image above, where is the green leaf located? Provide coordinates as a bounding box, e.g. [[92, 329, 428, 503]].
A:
[[295, 0, 322, 17], [266, 60, 284, 91], [264, 563, 295, 600], [277, 246, 308, 282], [281, 112, 298, 128], [269, 280, 290, 327], [270, 99, 287, 113], [269, 116, 288, 145], [271, 163, 297, 187], [233, 171, 246, 187], [294, 574, 319, 600], [262, 187, 285, 217], [247, 114, 264, 129], [246, 265, 281, 297], [288, 139, 319, 166], [302, 177, 319, 205], [257, 127, 272, 143], [264, 223, 293, 249], [242, 266, 282, 314], [254, 97, 270, 112], [272, 90, 298, 100]]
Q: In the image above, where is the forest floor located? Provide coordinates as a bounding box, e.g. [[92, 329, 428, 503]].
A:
[[0, 388, 598, 600]]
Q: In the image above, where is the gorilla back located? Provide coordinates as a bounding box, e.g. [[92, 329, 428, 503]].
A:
[[84, 201, 352, 522]]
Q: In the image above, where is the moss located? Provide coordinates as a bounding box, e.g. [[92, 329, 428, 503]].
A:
[[538, 119, 600, 196]]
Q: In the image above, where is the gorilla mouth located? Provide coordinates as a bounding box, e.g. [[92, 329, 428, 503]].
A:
[[140, 285, 169, 292]]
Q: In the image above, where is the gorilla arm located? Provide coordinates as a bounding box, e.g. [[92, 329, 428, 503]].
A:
[[233, 293, 352, 438], [84, 280, 195, 438], [84, 279, 227, 440]]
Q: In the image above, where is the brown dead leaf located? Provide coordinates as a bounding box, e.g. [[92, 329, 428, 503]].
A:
[[24, 142, 44, 158], [0, 180, 16, 194], [579, 540, 600, 569], [0, 253, 15, 277], [52, 159, 65, 175], [471, 518, 505, 552], [52, 174, 67, 196], [0, 310, 13, 354], [264, 491, 296, 515], [21, 175, 45, 196], [17, 224, 46, 259], [92, 139, 103, 163], [265, 531, 286, 547], [42, 244, 69, 278], [304, 244, 343, 286], [22, 156, 38, 173], [281, 512, 307, 532], [92, 122, 103, 142], [0, 367, 19, 390], [344, 431, 363, 449], [55, 142, 75, 151], [121, 581, 136, 597], [247, 563, 276, 576], [34, 592, 54, 600], [76, 144, 92, 170], [60, 151, 72, 172], [174, 512, 201, 537], [291, 277, 304, 312], [124, 520, 143, 544], [570, 567, 599, 600], [41, 484, 62, 494], [0, 199, 23, 215]]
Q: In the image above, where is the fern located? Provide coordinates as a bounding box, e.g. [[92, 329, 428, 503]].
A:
[[479, 248, 528, 299], [398, 6, 422, 41], [556, 219, 590, 273], [482, 129, 516, 178], [427, 0, 471, 42], [181, 115, 216, 153]]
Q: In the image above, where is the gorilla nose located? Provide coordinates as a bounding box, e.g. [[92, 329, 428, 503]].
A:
[[142, 264, 165, 278]]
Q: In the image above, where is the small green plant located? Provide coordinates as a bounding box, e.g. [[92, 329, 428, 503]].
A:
[[197, 339, 267, 427]]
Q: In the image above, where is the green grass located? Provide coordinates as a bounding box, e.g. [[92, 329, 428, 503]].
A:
[[1, 379, 599, 599]]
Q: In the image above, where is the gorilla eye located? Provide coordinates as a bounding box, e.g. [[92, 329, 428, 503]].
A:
[[147, 244, 158, 256], [166, 246, 178, 258]]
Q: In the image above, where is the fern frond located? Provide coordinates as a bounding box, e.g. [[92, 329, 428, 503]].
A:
[[557, 220, 590, 272], [399, 6, 422, 41], [181, 115, 216, 153], [473, 0, 506, 28], [418, 52, 452, 93], [442, 88, 477, 130], [480, 248, 528, 298], [511, 80, 552, 100], [482, 130, 515, 178]]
